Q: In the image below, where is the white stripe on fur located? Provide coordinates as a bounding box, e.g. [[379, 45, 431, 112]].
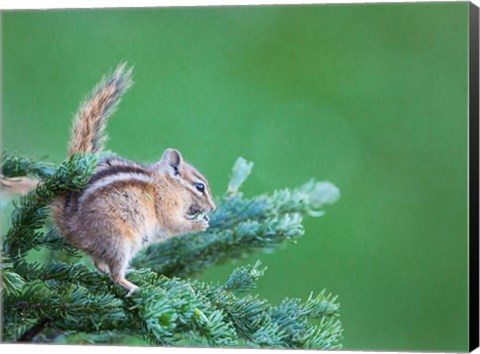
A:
[[78, 172, 153, 204]]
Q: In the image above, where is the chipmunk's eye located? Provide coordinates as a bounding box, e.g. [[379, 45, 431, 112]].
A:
[[195, 183, 205, 193]]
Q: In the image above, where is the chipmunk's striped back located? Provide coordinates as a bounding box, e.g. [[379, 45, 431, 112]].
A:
[[61, 157, 153, 215], [68, 63, 133, 157]]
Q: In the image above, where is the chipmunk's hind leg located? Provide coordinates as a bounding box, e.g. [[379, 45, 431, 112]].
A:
[[116, 277, 139, 297], [106, 249, 139, 297]]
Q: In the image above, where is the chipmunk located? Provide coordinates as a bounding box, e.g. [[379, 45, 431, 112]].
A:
[[50, 64, 215, 296]]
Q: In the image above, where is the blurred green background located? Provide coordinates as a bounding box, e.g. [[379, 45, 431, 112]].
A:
[[2, 2, 470, 352]]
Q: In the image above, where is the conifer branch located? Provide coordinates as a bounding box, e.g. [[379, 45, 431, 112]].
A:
[[1, 153, 343, 348], [1, 152, 56, 180], [133, 158, 340, 278], [2, 153, 96, 260], [18, 318, 51, 342]]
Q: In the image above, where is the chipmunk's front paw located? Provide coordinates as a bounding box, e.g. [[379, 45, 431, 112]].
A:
[[191, 216, 209, 232]]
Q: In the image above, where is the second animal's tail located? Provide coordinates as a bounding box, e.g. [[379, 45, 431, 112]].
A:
[[68, 63, 133, 157]]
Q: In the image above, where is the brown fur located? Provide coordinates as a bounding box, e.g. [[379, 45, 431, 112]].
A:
[[51, 65, 215, 296], [68, 63, 133, 157]]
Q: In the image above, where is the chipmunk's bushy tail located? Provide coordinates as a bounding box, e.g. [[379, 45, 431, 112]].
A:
[[68, 63, 133, 157]]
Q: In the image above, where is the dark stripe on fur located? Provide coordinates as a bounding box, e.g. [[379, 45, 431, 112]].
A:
[[64, 190, 81, 214], [65, 158, 150, 211], [88, 164, 150, 185], [190, 168, 207, 185]]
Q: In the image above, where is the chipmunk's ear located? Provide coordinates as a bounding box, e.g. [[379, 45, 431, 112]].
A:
[[161, 148, 183, 176]]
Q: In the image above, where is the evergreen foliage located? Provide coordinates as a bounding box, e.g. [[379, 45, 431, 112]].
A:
[[1, 152, 343, 348]]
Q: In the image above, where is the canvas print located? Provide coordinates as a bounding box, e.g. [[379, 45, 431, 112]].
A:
[[1, 1, 478, 352]]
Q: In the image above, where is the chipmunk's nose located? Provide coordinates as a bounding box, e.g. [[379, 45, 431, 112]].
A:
[[209, 201, 216, 212]]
